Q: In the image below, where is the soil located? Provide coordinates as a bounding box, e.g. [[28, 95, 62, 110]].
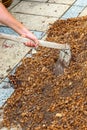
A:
[[2, 16, 87, 130]]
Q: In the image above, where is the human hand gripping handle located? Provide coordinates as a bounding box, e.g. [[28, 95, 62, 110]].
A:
[[0, 32, 39, 48], [21, 29, 39, 47]]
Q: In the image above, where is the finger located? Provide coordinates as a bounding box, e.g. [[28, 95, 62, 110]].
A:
[[33, 38, 39, 46], [27, 36, 39, 47], [22, 34, 39, 47], [24, 41, 36, 47]]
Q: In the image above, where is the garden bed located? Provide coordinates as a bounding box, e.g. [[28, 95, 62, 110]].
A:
[[2, 16, 87, 129]]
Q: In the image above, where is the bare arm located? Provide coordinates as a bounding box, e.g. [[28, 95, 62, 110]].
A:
[[0, 2, 39, 47]]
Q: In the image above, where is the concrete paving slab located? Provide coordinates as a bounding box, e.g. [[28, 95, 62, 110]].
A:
[[41, 34, 47, 40], [0, 39, 6, 82], [0, 82, 14, 107], [31, 30, 44, 39], [2, 77, 10, 83], [48, 0, 76, 5], [11, 1, 69, 18], [0, 79, 2, 83], [0, 39, 31, 80], [0, 27, 44, 39], [0, 39, 5, 44], [8, 0, 21, 10], [12, 13, 58, 31], [62, 5, 84, 19], [0, 81, 12, 89], [79, 7, 87, 16], [0, 26, 18, 35], [73, 0, 87, 6]]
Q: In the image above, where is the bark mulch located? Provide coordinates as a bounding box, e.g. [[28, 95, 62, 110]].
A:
[[2, 16, 87, 130]]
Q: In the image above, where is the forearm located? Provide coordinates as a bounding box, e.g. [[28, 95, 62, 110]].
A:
[[0, 2, 39, 46], [0, 2, 26, 35]]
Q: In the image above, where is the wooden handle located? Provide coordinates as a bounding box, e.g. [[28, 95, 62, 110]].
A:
[[39, 40, 70, 50], [0, 33, 70, 50], [0, 33, 29, 43]]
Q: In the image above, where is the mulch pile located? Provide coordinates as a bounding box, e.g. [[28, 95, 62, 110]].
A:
[[2, 16, 87, 129]]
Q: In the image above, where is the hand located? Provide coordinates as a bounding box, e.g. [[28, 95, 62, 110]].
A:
[[21, 29, 39, 47]]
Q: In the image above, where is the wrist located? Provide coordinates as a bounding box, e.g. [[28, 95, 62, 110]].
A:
[[11, 22, 28, 36], [19, 27, 29, 37]]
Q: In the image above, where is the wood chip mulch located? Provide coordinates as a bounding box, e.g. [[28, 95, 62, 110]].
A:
[[2, 16, 87, 130]]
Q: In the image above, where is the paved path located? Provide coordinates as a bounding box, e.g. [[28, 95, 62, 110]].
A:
[[0, 0, 87, 107]]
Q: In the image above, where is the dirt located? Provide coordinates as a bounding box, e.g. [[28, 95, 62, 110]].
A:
[[53, 59, 64, 76], [2, 16, 87, 130]]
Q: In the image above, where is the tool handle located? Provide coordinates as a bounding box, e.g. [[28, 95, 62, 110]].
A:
[[0, 33, 70, 50], [39, 40, 70, 50], [0, 33, 29, 43]]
